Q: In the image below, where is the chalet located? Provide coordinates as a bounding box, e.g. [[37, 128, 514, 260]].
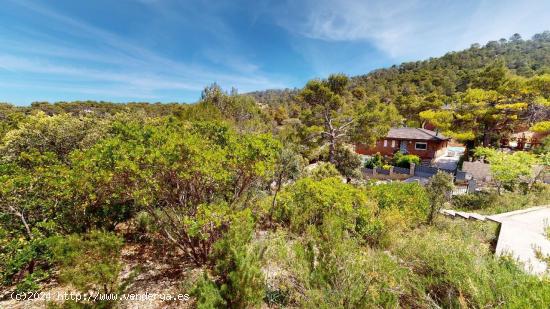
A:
[[355, 128, 450, 160], [501, 130, 548, 150]]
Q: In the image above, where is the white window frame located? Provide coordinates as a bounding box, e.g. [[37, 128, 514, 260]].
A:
[[391, 140, 395, 148], [383, 140, 387, 147], [415, 142, 428, 150]]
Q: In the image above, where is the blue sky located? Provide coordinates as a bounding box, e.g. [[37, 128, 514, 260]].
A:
[[1, 0, 550, 105]]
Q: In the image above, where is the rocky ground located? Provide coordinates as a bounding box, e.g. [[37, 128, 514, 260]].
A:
[[0, 241, 197, 309]]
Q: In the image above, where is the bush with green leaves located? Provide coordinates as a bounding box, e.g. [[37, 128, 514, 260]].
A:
[[0, 103, 25, 140], [193, 211, 265, 309], [475, 147, 540, 193], [0, 232, 52, 292], [426, 171, 454, 224], [272, 177, 381, 244], [262, 219, 422, 308], [269, 147, 306, 211], [43, 231, 131, 309], [0, 161, 67, 288], [263, 209, 550, 308], [451, 191, 499, 210], [394, 224, 550, 308], [193, 277, 226, 309], [366, 182, 430, 232], [134, 211, 153, 235], [364, 152, 384, 168], [530, 120, 550, 133], [452, 185, 550, 214], [199, 83, 271, 133], [47, 231, 123, 296], [321, 146, 362, 180], [305, 161, 341, 180], [392, 151, 420, 168], [72, 120, 280, 266], [0, 111, 109, 165], [306, 219, 421, 308], [534, 136, 550, 155]]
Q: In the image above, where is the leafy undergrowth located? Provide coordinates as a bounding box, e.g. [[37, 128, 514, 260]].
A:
[[0, 113, 547, 308], [2, 196, 549, 309], [258, 216, 550, 308], [451, 184, 550, 215], [0, 239, 196, 309]]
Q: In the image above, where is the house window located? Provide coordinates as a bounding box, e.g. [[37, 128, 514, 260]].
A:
[[415, 142, 428, 150], [391, 140, 396, 147], [383, 140, 387, 147]]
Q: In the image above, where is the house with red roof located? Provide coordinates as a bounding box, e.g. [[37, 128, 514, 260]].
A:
[[355, 127, 450, 161]]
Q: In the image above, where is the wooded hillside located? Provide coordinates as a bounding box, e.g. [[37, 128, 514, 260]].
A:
[[251, 32, 550, 106], [1, 32, 549, 309]]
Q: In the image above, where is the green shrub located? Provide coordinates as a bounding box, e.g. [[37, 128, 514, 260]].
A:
[[193, 275, 226, 309], [332, 146, 362, 179], [451, 191, 499, 210], [306, 219, 421, 308], [0, 236, 53, 290], [453, 185, 550, 214], [367, 182, 430, 230], [264, 287, 289, 307], [263, 209, 550, 308], [426, 171, 454, 224], [272, 177, 380, 243], [0, 112, 108, 164], [394, 225, 550, 308], [47, 231, 123, 308], [395, 230, 488, 307], [392, 152, 420, 168], [534, 136, 550, 154], [15, 270, 48, 293], [262, 223, 421, 308], [193, 211, 265, 309], [474, 147, 540, 193], [364, 153, 383, 168], [135, 211, 153, 235], [71, 120, 281, 266], [306, 162, 341, 180]]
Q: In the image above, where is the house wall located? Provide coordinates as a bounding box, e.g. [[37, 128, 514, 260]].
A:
[[407, 140, 448, 159], [355, 139, 398, 157], [433, 141, 449, 158], [356, 139, 448, 160]]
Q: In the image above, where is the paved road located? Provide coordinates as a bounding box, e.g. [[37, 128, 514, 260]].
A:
[[488, 207, 550, 275], [433, 156, 459, 170]]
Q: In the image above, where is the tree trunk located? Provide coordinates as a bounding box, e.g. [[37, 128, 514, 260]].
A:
[[482, 124, 494, 147], [324, 110, 337, 164], [8, 205, 33, 241], [328, 136, 336, 164], [271, 171, 284, 209]]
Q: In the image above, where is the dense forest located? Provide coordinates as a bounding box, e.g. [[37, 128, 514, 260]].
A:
[[0, 33, 549, 308], [251, 32, 550, 105]]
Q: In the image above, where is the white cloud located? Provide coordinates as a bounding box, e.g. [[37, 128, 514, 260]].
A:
[[2, 0, 288, 103], [455, 0, 550, 49], [0, 81, 157, 100], [273, 0, 550, 60]]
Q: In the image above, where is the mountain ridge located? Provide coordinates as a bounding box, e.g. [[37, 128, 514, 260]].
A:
[[248, 31, 550, 106]]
